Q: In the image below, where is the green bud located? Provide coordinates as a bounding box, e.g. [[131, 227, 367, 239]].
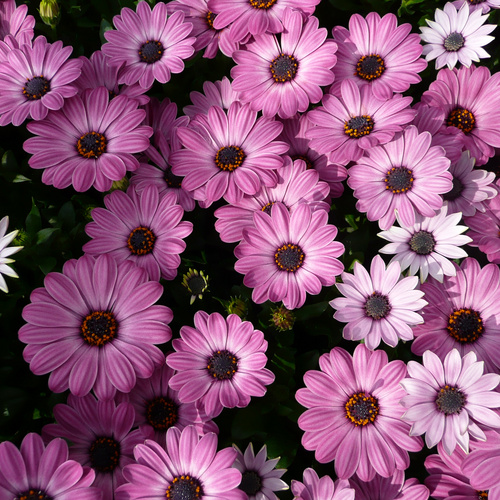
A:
[[39, 0, 60, 27]]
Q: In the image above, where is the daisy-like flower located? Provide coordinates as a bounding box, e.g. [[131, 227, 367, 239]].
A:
[[102, 1, 195, 89], [411, 258, 500, 374], [0, 0, 34, 46], [420, 2, 495, 70], [306, 79, 415, 165], [24, 86, 152, 192], [234, 202, 344, 310], [42, 394, 148, 500], [83, 185, 193, 281], [348, 125, 453, 230], [331, 12, 427, 100], [330, 255, 426, 350], [18, 254, 173, 400], [452, 0, 500, 14], [0, 215, 22, 293], [0, 35, 82, 126], [232, 443, 288, 499], [182, 268, 210, 304], [0, 433, 100, 500], [291, 469, 355, 500], [167, 311, 275, 418], [378, 206, 472, 283], [231, 9, 336, 119], [296, 344, 423, 481], [400, 349, 500, 454]]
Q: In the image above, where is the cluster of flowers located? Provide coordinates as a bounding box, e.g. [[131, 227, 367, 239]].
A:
[[2, 0, 500, 498]]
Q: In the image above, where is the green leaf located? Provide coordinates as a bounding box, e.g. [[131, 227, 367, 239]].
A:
[[38, 256, 57, 274], [26, 199, 42, 235], [36, 227, 59, 245]]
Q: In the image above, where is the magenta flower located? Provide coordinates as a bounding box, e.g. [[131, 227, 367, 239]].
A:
[[452, 0, 500, 13], [18, 254, 173, 400], [296, 344, 423, 481], [401, 349, 500, 454], [116, 425, 246, 500], [24, 87, 152, 192], [348, 125, 452, 230], [167, 311, 275, 418], [102, 1, 195, 89], [331, 12, 427, 100], [234, 202, 344, 310], [231, 9, 336, 119], [291, 469, 355, 500], [42, 394, 147, 500], [330, 255, 426, 350], [411, 258, 500, 374], [0, 0, 34, 45], [307, 79, 415, 164], [0, 433, 100, 500], [0, 35, 81, 126]]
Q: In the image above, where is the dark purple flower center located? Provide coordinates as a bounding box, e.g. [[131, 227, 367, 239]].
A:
[[444, 32, 465, 52], [207, 349, 238, 380], [89, 436, 120, 473], [146, 397, 179, 431], [166, 475, 203, 500], [17, 490, 52, 500], [345, 392, 379, 426], [127, 226, 156, 256], [409, 230, 435, 255], [165, 167, 183, 188], [468, 0, 486, 4], [356, 54, 385, 81], [206, 10, 216, 29], [77, 131, 107, 159], [447, 108, 475, 134], [447, 308, 484, 343], [364, 292, 391, 320], [139, 40, 164, 64], [270, 54, 298, 83], [385, 166, 414, 194], [23, 76, 50, 100], [261, 201, 275, 215], [215, 145, 246, 171], [291, 154, 314, 170], [344, 115, 374, 138], [435, 385, 467, 415], [274, 243, 305, 272], [443, 175, 464, 201], [249, 0, 278, 9], [477, 491, 489, 499], [239, 471, 262, 496], [81, 311, 117, 347], [186, 275, 208, 295]]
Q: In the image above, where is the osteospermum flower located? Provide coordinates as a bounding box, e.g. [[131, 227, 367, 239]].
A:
[[330, 255, 426, 350], [232, 443, 288, 499], [24, 86, 152, 192], [0, 433, 100, 500], [331, 12, 427, 100], [400, 349, 500, 454], [0, 0, 34, 45], [18, 254, 173, 400], [234, 202, 344, 310], [167, 311, 275, 418], [378, 206, 472, 283], [231, 9, 336, 119], [452, 0, 500, 15], [420, 2, 495, 70], [0, 35, 82, 126], [182, 268, 210, 304], [102, 1, 195, 89], [296, 344, 423, 481], [348, 125, 453, 230], [0, 215, 22, 293], [291, 469, 355, 500]]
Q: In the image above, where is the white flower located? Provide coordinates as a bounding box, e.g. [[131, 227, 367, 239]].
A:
[[0, 216, 23, 293]]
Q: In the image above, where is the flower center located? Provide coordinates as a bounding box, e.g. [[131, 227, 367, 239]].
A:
[[239, 471, 262, 496], [139, 40, 164, 64], [77, 132, 107, 159], [261, 201, 275, 215], [344, 115, 374, 138], [89, 437, 120, 473], [166, 476, 203, 500], [444, 32, 465, 52], [477, 492, 489, 499], [468, 0, 486, 4], [17, 490, 52, 500], [364, 292, 391, 320], [345, 392, 379, 426], [270, 54, 298, 83], [165, 167, 183, 188], [206, 10, 216, 29], [146, 397, 179, 431], [249, 0, 277, 9], [290, 154, 313, 169], [355, 54, 386, 81], [274, 243, 305, 272], [127, 226, 156, 256], [81, 311, 118, 347], [23, 76, 50, 100], [447, 108, 475, 134], [443, 176, 464, 201], [435, 385, 467, 415], [186, 275, 207, 295], [215, 145, 246, 171], [409, 230, 436, 255], [447, 309, 484, 343], [207, 350, 238, 380], [385, 166, 414, 194]]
